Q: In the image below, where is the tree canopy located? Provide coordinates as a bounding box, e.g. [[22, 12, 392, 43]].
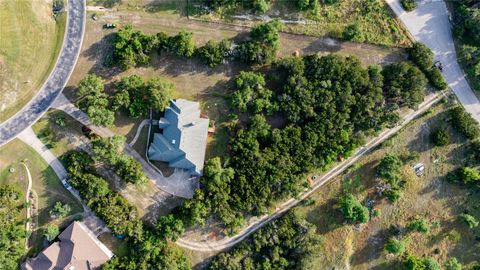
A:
[[236, 20, 282, 65], [338, 193, 370, 223], [77, 74, 115, 127], [382, 61, 427, 108], [208, 211, 322, 270]]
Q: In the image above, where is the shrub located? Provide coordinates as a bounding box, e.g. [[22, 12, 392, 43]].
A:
[[343, 23, 364, 42], [49, 201, 71, 219], [431, 129, 449, 146], [252, 0, 269, 13], [408, 42, 434, 71], [424, 257, 441, 270], [338, 193, 370, 223], [377, 154, 403, 180], [427, 67, 448, 90], [196, 40, 231, 67], [44, 224, 59, 241], [384, 189, 402, 202], [297, 0, 310, 10], [459, 213, 479, 229], [445, 258, 462, 270], [407, 218, 430, 234], [167, 31, 196, 58], [449, 106, 480, 140], [401, 0, 417, 12], [385, 238, 406, 255]]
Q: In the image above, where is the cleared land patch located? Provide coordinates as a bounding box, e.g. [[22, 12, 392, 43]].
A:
[[67, 9, 405, 156], [0, 0, 66, 122]]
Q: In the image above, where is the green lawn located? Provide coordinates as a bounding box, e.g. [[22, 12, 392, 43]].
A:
[[32, 109, 85, 158], [0, 0, 66, 122], [0, 139, 83, 253]]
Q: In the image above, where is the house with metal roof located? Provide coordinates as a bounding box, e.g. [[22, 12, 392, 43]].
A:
[[22, 221, 113, 270], [148, 99, 209, 176]]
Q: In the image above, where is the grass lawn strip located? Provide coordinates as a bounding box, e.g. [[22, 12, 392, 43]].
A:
[[0, 0, 66, 122]]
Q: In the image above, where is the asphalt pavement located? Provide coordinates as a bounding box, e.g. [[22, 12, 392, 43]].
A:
[[386, 0, 480, 124], [0, 0, 86, 146]]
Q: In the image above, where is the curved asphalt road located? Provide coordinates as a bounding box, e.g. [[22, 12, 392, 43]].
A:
[[0, 0, 86, 146], [386, 0, 480, 124]]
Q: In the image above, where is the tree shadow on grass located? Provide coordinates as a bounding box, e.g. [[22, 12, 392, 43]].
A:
[[350, 227, 390, 267], [306, 198, 344, 235], [406, 110, 450, 153], [82, 33, 123, 80]]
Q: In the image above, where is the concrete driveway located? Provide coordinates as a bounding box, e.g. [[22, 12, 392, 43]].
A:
[[0, 0, 86, 146], [386, 0, 480, 124]]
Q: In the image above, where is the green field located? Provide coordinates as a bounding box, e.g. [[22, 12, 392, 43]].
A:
[[0, 139, 83, 253], [0, 0, 66, 122]]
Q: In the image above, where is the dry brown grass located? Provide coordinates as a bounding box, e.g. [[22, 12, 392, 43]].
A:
[[295, 102, 480, 269], [66, 9, 405, 158]]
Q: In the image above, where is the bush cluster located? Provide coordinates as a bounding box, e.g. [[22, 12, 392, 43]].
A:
[[76, 74, 173, 127], [377, 154, 405, 202], [453, 1, 480, 92], [408, 42, 448, 90], [91, 135, 147, 185], [63, 151, 190, 269], [449, 106, 480, 140], [180, 53, 422, 232], [401, 0, 417, 12], [112, 21, 282, 70], [208, 212, 322, 270]]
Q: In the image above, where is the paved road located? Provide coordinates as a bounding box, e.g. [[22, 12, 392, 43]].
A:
[[177, 93, 443, 251], [18, 128, 108, 236], [0, 0, 86, 147], [386, 0, 480, 124]]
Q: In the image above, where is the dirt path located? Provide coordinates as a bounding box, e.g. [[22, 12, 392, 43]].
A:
[[177, 92, 444, 251]]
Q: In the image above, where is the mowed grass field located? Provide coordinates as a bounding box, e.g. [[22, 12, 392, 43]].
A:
[[0, 0, 66, 122], [0, 139, 83, 253], [292, 101, 480, 269], [67, 8, 405, 157]]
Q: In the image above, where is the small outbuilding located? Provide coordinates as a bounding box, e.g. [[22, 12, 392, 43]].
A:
[[148, 99, 209, 176]]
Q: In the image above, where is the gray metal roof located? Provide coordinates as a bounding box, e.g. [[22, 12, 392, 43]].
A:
[[148, 99, 209, 176]]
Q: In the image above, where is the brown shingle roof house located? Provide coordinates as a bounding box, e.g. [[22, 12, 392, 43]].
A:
[[22, 221, 114, 270]]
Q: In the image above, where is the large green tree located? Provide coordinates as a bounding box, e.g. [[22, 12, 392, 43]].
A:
[[382, 61, 427, 108], [77, 74, 115, 127]]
